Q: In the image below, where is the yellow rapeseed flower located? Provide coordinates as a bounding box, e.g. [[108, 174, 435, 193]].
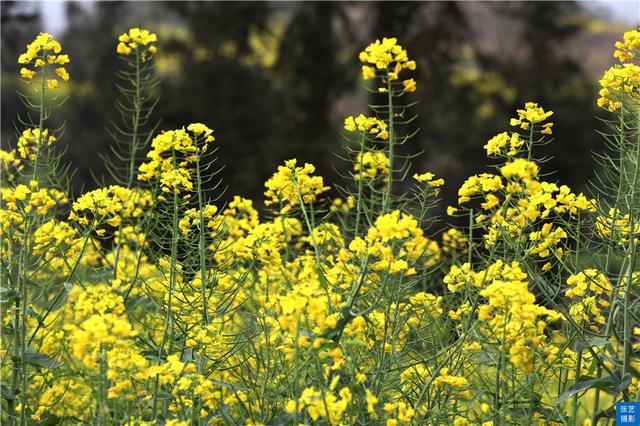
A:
[[18, 33, 69, 85], [117, 27, 158, 61]]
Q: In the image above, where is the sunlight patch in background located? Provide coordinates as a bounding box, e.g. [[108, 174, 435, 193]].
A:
[[39, 0, 639, 36]]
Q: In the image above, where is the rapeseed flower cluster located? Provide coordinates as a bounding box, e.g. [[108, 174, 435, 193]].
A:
[[598, 29, 640, 111], [69, 185, 153, 229], [565, 269, 613, 332], [116, 27, 158, 60], [484, 131, 525, 156], [359, 37, 416, 93], [354, 151, 389, 182], [595, 207, 640, 245], [456, 105, 595, 265], [18, 32, 69, 88], [17, 129, 57, 160], [413, 172, 445, 188], [264, 159, 330, 213], [344, 114, 389, 140], [1, 129, 57, 183], [510, 101, 554, 132], [137, 124, 214, 196]]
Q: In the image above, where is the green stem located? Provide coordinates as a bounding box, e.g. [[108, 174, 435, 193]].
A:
[[295, 185, 320, 269], [572, 349, 583, 425], [151, 183, 181, 419], [32, 51, 47, 184], [495, 313, 509, 425], [10, 52, 49, 426], [8, 304, 20, 426], [113, 51, 143, 281], [383, 71, 395, 213], [621, 111, 640, 383], [526, 123, 534, 161], [195, 145, 209, 326], [354, 134, 366, 236], [128, 50, 142, 188]]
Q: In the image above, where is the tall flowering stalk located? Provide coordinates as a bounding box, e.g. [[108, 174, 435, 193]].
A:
[[359, 37, 417, 213], [589, 28, 640, 420], [2, 33, 70, 426], [135, 124, 228, 422], [17, 33, 69, 184], [106, 28, 159, 295], [109, 27, 159, 188], [342, 114, 389, 235]]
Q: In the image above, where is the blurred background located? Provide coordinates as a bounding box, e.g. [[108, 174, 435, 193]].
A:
[[1, 1, 638, 210]]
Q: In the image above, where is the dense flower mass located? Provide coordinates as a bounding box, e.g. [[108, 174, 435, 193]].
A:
[[484, 131, 524, 156], [598, 29, 640, 111], [358, 37, 416, 92], [16, 128, 57, 161], [509, 101, 554, 132], [116, 27, 158, 59], [137, 124, 215, 195], [344, 114, 389, 140], [614, 29, 640, 62], [1, 28, 639, 426], [354, 151, 389, 181], [69, 185, 153, 229], [595, 207, 640, 245], [456, 100, 596, 265], [18, 32, 69, 87], [413, 172, 444, 187], [264, 159, 330, 212]]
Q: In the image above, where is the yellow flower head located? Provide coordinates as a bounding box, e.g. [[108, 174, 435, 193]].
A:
[[264, 159, 330, 213], [413, 172, 444, 187], [457, 173, 503, 204], [344, 114, 388, 140], [484, 132, 525, 157], [598, 30, 640, 111], [117, 27, 158, 61], [500, 158, 539, 181], [509, 102, 553, 130], [598, 63, 640, 112], [18, 33, 69, 85], [16, 128, 56, 161], [355, 151, 389, 181], [69, 186, 153, 229], [613, 29, 640, 63], [137, 126, 213, 195], [403, 78, 416, 93], [187, 123, 215, 143], [358, 37, 417, 90]]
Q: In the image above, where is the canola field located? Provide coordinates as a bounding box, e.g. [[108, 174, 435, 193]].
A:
[[1, 28, 639, 426]]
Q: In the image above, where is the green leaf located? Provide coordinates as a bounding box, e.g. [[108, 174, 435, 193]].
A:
[[577, 338, 609, 350], [557, 373, 626, 403], [47, 282, 72, 312], [0, 287, 17, 305], [558, 378, 598, 403], [593, 404, 616, 422], [210, 380, 247, 392], [23, 351, 63, 369], [316, 266, 329, 290], [154, 391, 172, 401], [615, 372, 632, 391], [267, 414, 295, 426], [26, 307, 43, 326], [1, 383, 13, 400], [32, 414, 63, 426], [320, 305, 355, 343]]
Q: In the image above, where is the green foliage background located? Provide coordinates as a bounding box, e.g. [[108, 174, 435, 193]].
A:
[[0, 1, 629, 209]]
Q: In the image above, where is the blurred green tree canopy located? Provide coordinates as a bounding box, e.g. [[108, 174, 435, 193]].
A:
[[1, 1, 631, 210]]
